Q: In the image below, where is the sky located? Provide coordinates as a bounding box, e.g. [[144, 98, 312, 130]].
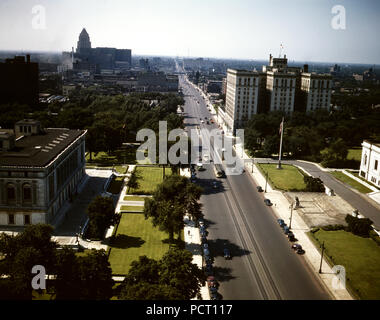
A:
[[0, 0, 379, 64]]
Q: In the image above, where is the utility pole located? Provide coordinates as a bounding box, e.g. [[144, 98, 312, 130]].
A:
[[319, 241, 325, 274], [277, 117, 284, 169]]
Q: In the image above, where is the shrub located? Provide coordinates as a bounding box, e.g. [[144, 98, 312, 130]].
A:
[[304, 176, 325, 192], [345, 214, 373, 237], [321, 224, 346, 231], [310, 227, 320, 234]]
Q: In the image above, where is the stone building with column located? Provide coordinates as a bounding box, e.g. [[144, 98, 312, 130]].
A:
[[0, 120, 87, 227]]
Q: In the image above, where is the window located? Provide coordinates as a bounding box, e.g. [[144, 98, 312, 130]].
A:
[[7, 184, 16, 201], [8, 214, 15, 225], [364, 154, 367, 165], [375, 160, 379, 171], [24, 215, 31, 225], [23, 184, 32, 202]]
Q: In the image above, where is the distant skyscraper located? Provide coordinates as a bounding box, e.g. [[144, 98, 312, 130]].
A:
[[76, 28, 92, 54], [65, 28, 131, 71]]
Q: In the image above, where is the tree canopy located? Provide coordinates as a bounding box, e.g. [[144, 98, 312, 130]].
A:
[[118, 248, 205, 300], [144, 175, 203, 243]]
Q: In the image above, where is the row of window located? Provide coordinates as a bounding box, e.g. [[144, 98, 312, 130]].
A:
[[363, 154, 379, 171], [7, 213, 31, 225], [6, 183, 32, 203]]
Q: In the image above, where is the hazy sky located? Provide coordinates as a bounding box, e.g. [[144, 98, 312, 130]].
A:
[[0, 0, 379, 64]]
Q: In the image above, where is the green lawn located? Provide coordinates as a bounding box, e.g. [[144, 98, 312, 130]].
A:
[[257, 163, 307, 191], [108, 213, 182, 275], [120, 205, 144, 212], [107, 176, 124, 194], [347, 148, 362, 162], [128, 166, 173, 195], [309, 229, 380, 300], [86, 147, 139, 166], [351, 172, 380, 191], [123, 196, 148, 202], [330, 171, 372, 194]]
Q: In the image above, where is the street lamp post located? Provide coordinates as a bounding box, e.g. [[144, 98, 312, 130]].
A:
[[319, 241, 325, 274]]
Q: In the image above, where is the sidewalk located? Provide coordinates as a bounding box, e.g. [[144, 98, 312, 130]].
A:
[[181, 167, 211, 300], [233, 143, 353, 300]]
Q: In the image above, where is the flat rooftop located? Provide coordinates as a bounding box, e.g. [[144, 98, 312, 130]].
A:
[[0, 128, 86, 168]]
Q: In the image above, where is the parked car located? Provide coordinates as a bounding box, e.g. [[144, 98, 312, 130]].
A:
[[264, 199, 273, 206], [203, 248, 210, 257], [211, 292, 222, 300], [287, 232, 295, 241], [296, 248, 305, 255], [198, 219, 205, 227], [277, 219, 285, 227], [203, 243, 208, 249], [212, 181, 219, 189], [223, 248, 231, 260], [283, 226, 290, 235], [257, 186, 263, 192], [205, 264, 213, 276], [292, 244, 302, 251], [210, 286, 218, 294], [207, 276, 218, 288]]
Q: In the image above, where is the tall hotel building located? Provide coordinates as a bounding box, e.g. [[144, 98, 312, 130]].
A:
[[224, 54, 332, 133], [300, 72, 332, 112], [225, 69, 260, 133]]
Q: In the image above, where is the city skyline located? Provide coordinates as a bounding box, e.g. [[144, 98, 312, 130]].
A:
[[0, 0, 379, 64]]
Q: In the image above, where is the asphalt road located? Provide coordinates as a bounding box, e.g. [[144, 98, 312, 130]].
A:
[[178, 70, 330, 300]]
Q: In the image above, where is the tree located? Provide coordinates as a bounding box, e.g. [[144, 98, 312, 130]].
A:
[[159, 248, 206, 300], [304, 176, 325, 192], [54, 249, 114, 300], [118, 249, 205, 300], [345, 215, 373, 237], [0, 224, 58, 299], [321, 138, 349, 167], [86, 196, 116, 239], [262, 135, 279, 157], [144, 175, 203, 243], [144, 198, 183, 243]]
